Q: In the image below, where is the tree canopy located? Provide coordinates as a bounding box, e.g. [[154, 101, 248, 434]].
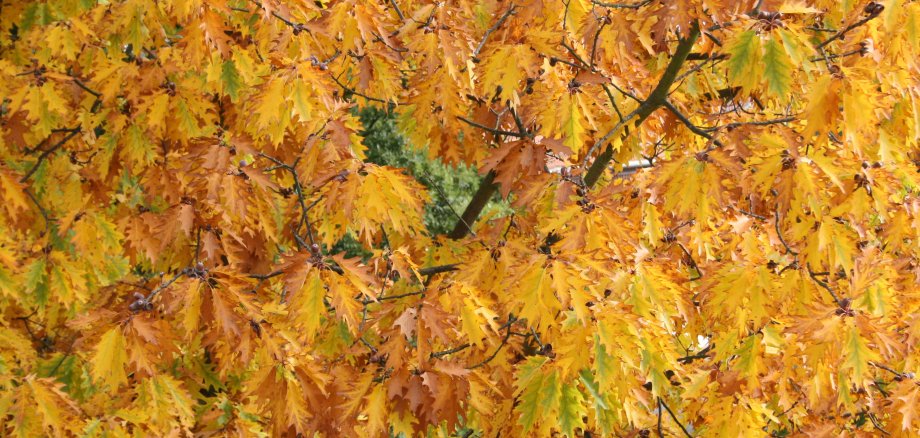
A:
[[1, 0, 920, 436]]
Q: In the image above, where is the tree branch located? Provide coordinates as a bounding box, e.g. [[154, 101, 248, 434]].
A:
[[457, 116, 528, 138], [448, 171, 498, 239], [20, 128, 82, 183], [431, 343, 470, 359], [418, 264, 460, 276], [583, 21, 700, 187], [468, 315, 516, 369], [591, 0, 651, 9], [806, 265, 844, 307], [658, 397, 694, 438], [472, 4, 517, 60], [815, 7, 883, 50], [388, 0, 405, 21]]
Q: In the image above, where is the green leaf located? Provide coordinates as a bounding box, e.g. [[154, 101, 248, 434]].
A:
[[91, 327, 128, 390], [514, 356, 549, 432], [562, 95, 586, 155], [221, 60, 243, 101], [727, 30, 762, 91], [24, 258, 48, 305], [844, 324, 878, 379], [762, 37, 793, 98], [557, 383, 587, 437]]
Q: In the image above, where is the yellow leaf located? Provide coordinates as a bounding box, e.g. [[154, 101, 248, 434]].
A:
[[844, 323, 879, 383], [291, 272, 326, 341], [91, 327, 129, 390], [562, 94, 587, 156], [364, 385, 388, 436]]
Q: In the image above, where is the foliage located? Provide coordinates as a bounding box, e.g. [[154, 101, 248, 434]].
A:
[[359, 107, 496, 236], [1, 0, 920, 436]]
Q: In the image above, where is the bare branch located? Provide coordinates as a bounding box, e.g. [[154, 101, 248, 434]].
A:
[[706, 116, 796, 133], [330, 73, 396, 104], [816, 8, 883, 50], [583, 21, 701, 187], [431, 343, 470, 359], [72, 78, 101, 98], [457, 116, 528, 138], [468, 315, 517, 369], [448, 171, 498, 239], [472, 4, 517, 59], [662, 100, 720, 145], [591, 0, 651, 9], [20, 128, 82, 183], [658, 397, 694, 438], [581, 108, 639, 168], [144, 269, 188, 303], [806, 265, 844, 307], [418, 264, 460, 276], [388, 0, 405, 21], [774, 204, 798, 256]]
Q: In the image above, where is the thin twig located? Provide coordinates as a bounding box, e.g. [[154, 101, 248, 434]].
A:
[[591, 0, 651, 9], [330, 73, 393, 104], [374, 290, 424, 302], [868, 412, 891, 436], [677, 344, 712, 363], [675, 242, 703, 281], [457, 116, 528, 138], [20, 128, 81, 183], [472, 4, 517, 59], [806, 265, 844, 307], [662, 100, 720, 145], [23, 188, 52, 230], [145, 270, 188, 302], [418, 264, 460, 276], [706, 116, 796, 132], [388, 0, 405, 21], [590, 18, 608, 68], [774, 204, 798, 256], [581, 109, 639, 168], [424, 169, 476, 237], [468, 315, 516, 369], [808, 48, 863, 62], [816, 10, 882, 50], [869, 361, 908, 379], [658, 397, 694, 437], [431, 343, 471, 359], [72, 79, 101, 98], [258, 153, 318, 250]]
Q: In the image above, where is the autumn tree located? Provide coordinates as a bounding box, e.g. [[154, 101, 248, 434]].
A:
[[2, 0, 920, 436]]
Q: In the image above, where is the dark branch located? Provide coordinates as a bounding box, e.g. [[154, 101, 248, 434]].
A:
[[806, 265, 844, 307], [330, 73, 394, 104], [816, 8, 883, 50], [591, 0, 652, 9], [662, 100, 720, 145], [583, 21, 701, 187], [418, 264, 460, 276], [457, 116, 528, 138], [72, 78, 101, 98], [472, 4, 517, 59], [658, 397, 694, 438], [448, 171, 498, 239], [431, 343, 470, 359], [388, 0, 405, 21], [774, 204, 798, 256], [468, 315, 516, 369], [20, 128, 82, 183], [375, 289, 424, 302], [706, 116, 796, 133]]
